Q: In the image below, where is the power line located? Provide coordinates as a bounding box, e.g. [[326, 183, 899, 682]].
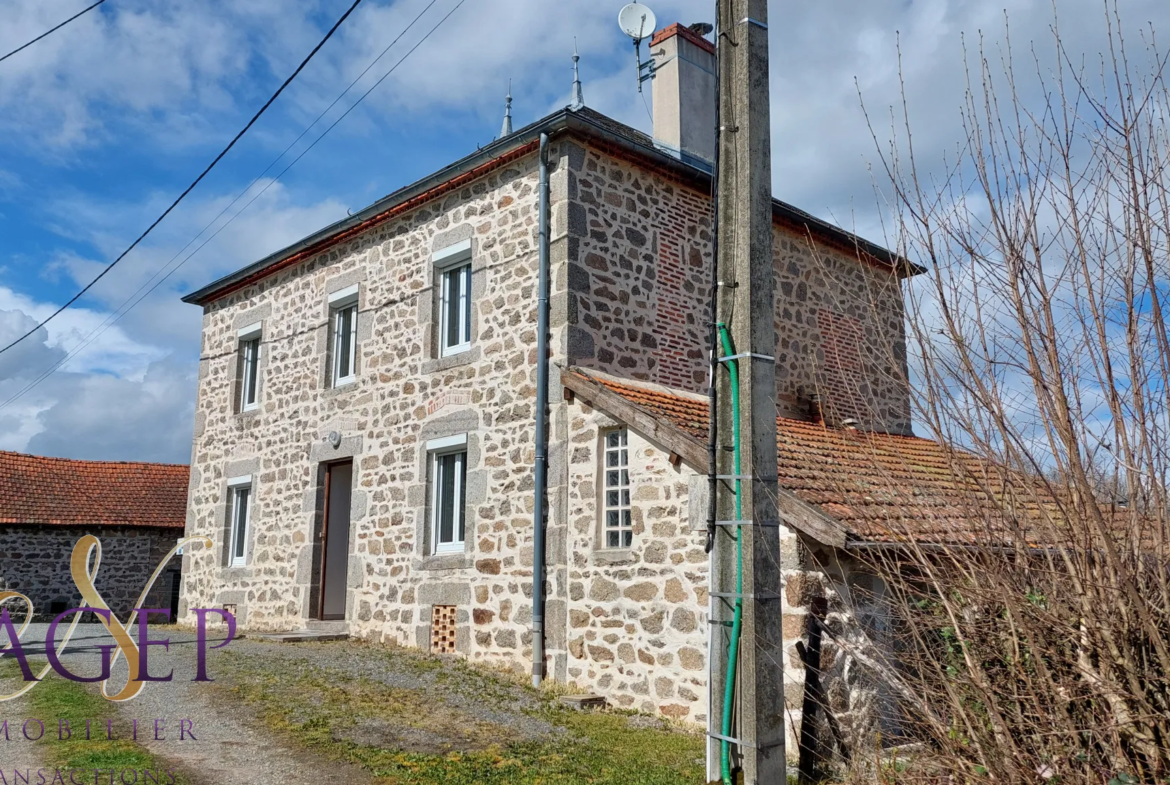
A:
[[0, 0, 108, 65], [0, 0, 467, 412], [0, 0, 367, 358]]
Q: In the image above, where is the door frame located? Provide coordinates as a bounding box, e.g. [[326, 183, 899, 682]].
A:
[[317, 459, 353, 621]]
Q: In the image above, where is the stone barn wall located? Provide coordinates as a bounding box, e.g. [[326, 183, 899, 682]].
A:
[[0, 524, 180, 620], [786, 544, 904, 772]]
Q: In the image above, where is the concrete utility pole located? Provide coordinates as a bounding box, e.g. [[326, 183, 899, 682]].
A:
[[707, 0, 786, 782]]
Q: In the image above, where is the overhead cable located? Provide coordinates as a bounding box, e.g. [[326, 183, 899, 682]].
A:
[[0, 0, 367, 357], [0, 0, 108, 65], [0, 0, 468, 411]]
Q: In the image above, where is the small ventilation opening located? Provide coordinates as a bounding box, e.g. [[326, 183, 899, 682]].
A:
[[430, 605, 457, 654], [49, 600, 67, 616]]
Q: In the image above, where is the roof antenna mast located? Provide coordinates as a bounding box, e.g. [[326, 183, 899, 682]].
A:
[[618, 3, 659, 92]]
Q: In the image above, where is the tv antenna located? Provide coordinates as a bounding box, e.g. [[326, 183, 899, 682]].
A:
[[618, 3, 658, 92]]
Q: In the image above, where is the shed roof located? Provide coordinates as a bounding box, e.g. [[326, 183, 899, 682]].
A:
[[0, 451, 188, 529], [564, 369, 1058, 547]]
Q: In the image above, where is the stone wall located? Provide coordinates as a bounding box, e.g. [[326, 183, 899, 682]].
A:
[[0, 525, 181, 621], [562, 400, 708, 720], [564, 142, 910, 434], [562, 387, 822, 762], [565, 143, 713, 392], [774, 233, 910, 434], [181, 144, 575, 679], [784, 544, 904, 772]]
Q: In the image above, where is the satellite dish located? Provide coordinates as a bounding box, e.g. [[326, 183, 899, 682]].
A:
[[618, 3, 657, 43]]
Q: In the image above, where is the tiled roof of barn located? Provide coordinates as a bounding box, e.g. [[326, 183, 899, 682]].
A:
[[0, 451, 188, 529], [565, 369, 1055, 546]]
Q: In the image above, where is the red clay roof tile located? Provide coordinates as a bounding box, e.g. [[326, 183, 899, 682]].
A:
[[568, 370, 1055, 545], [0, 451, 188, 529]]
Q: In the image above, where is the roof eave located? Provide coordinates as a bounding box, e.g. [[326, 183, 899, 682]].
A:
[[183, 108, 913, 306], [183, 109, 585, 305]]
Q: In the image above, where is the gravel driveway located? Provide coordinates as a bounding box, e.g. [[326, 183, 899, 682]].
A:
[[1, 622, 376, 785], [0, 622, 702, 785]]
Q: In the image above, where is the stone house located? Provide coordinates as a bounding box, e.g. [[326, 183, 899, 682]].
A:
[[178, 23, 963, 762], [0, 450, 187, 620]]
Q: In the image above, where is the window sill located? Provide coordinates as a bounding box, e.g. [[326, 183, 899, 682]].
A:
[[591, 549, 637, 566], [422, 346, 480, 374], [221, 565, 253, 579], [417, 552, 473, 571], [234, 408, 261, 420], [321, 379, 359, 398]]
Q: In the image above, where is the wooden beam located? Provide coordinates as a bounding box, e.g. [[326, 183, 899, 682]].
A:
[[562, 370, 850, 548], [562, 372, 707, 469], [774, 490, 848, 549]]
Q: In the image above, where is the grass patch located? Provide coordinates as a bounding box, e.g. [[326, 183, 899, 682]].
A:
[[3, 659, 191, 784], [216, 647, 705, 784]]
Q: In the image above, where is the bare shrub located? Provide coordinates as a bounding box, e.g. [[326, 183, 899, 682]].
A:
[[824, 3, 1170, 782]]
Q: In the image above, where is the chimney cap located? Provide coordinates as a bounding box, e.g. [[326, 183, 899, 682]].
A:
[[650, 22, 715, 55]]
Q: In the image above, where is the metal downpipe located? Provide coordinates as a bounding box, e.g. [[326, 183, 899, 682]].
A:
[[531, 132, 551, 688]]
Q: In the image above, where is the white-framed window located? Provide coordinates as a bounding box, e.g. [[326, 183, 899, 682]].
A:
[[237, 322, 261, 412], [428, 434, 467, 554], [227, 476, 253, 567], [602, 429, 632, 548], [433, 241, 472, 357], [329, 286, 359, 386]]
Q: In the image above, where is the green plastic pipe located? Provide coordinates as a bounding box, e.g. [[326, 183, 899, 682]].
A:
[[717, 323, 744, 785]]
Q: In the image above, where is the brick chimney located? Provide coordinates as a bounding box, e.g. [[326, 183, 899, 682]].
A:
[[650, 23, 716, 169]]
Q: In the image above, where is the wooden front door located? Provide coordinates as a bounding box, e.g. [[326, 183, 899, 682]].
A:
[[319, 460, 352, 620]]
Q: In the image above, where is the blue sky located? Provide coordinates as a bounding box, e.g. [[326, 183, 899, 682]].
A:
[[1, 0, 1166, 462]]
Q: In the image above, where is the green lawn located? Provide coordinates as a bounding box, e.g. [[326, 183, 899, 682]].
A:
[[5, 659, 191, 784], [218, 648, 707, 785]]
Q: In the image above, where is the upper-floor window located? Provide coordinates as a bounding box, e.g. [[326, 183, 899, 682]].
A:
[[428, 434, 467, 554], [237, 323, 261, 412], [433, 240, 472, 357], [602, 429, 632, 548], [329, 286, 359, 386], [227, 476, 252, 567]]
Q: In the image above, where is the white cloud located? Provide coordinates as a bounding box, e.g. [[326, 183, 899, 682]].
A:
[[0, 180, 346, 460], [0, 286, 165, 377], [22, 358, 196, 463], [6, 0, 1170, 464], [41, 181, 347, 343], [0, 293, 192, 461]]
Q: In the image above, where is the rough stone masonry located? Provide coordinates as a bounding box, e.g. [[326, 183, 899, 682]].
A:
[[180, 112, 913, 761]]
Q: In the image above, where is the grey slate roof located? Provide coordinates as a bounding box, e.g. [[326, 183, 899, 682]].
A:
[[182, 106, 910, 306]]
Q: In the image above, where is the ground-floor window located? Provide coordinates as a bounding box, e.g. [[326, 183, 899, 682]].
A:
[[228, 478, 252, 567], [428, 435, 467, 554], [602, 429, 632, 548]]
